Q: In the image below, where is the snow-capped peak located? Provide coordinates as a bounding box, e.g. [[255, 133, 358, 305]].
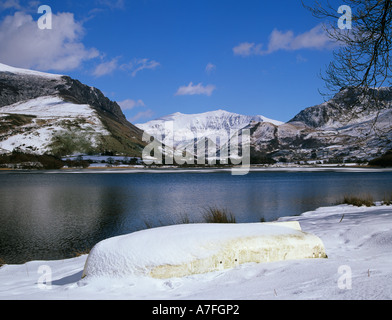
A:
[[0, 62, 63, 79], [144, 109, 282, 126], [135, 109, 283, 148]]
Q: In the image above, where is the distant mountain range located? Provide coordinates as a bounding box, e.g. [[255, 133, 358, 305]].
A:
[[1, 63, 391, 164], [135, 109, 283, 151], [137, 88, 392, 164]]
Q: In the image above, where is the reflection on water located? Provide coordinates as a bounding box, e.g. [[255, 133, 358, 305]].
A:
[[1, 171, 392, 263]]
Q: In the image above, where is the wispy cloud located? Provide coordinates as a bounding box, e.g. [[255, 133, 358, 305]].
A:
[[117, 99, 146, 111], [128, 109, 155, 123], [122, 58, 160, 77], [0, 0, 22, 11], [175, 82, 216, 97], [118, 97, 153, 123], [233, 42, 263, 57], [233, 24, 334, 57], [205, 63, 216, 74], [92, 57, 160, 78], [95, 0, 125, 10], [93, 58, 119, 77], [296, 54, 308, 64]]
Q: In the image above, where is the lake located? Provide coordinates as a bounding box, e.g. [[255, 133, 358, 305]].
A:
[[1, 168, 392, 264]]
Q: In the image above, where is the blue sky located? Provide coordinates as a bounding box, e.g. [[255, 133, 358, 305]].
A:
[[0, 0, 343, 123]]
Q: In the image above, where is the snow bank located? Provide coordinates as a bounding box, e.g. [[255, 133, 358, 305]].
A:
[[82, 221, 327, 279], [0, 204, 391, 300]]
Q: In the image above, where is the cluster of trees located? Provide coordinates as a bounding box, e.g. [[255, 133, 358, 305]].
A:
[[104, 156, 139, 167], [64, 155, 90, 168], [368, 150, 392, 167], [0, 149, 64, 169], [0, 151, 144, 170]]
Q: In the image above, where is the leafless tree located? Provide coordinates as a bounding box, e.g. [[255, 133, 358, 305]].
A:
[[303, 0, 392, 93], [303, 0, 392, 141]]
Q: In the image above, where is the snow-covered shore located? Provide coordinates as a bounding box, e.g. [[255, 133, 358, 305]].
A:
[[0, 204, 391, 300]]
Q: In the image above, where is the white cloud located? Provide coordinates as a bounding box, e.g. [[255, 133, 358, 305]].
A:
[[268, 24, 333, 52], [175, 82, 216, 97], [128, 109, 154, 123], [233, 42, 263, 57], [117, 99, 146, 111], [118, 97, 153, 123], [233, 24, 334, 57], [93, 58, 119, 77], [0, 11, 99, 71]]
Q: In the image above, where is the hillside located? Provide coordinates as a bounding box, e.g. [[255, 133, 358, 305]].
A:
[[0, 63, 146, 157]]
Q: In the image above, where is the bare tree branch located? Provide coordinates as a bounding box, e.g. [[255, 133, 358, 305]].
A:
[[303, 0, 392, 137]]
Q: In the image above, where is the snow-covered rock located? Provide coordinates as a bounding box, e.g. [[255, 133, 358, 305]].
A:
[[82, 221, 326, 279], [0, 62, 63, 79]]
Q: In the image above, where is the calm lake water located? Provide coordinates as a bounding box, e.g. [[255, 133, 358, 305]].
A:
[[1, 168, 392, 264]]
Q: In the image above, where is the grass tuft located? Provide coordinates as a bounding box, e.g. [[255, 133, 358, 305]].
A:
[[342, 194, 374, 207], [202, 206, 236, 223], [73, 250, 90, 257], [382, 193, 392, 206]]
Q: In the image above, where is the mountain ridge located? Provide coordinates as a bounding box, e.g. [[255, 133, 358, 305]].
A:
[[135, 109, 283, 150], [138, 88, 392, 164], [1, 63, 391, 164]]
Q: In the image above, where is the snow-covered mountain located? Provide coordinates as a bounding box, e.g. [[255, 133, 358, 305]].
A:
[[2, 62, 390, 164], [137, 88, 392, 164], [247, 87, 392, 163], [0, 63, 145, 156], [136, 109, 283, 150]]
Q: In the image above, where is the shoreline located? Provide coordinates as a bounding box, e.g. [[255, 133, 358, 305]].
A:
[[1, 164, 392, 173]]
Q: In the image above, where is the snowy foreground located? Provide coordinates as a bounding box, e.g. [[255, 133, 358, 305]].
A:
[[0, 204, 391, 300]]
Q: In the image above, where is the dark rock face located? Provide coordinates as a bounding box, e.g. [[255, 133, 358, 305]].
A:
[[55, 76, 127, 122]]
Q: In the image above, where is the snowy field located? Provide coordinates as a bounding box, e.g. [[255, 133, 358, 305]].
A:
[[0, 204, 391, 300]]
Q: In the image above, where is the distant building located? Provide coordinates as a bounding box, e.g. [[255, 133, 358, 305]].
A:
[[0, 148, 9, 154]]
